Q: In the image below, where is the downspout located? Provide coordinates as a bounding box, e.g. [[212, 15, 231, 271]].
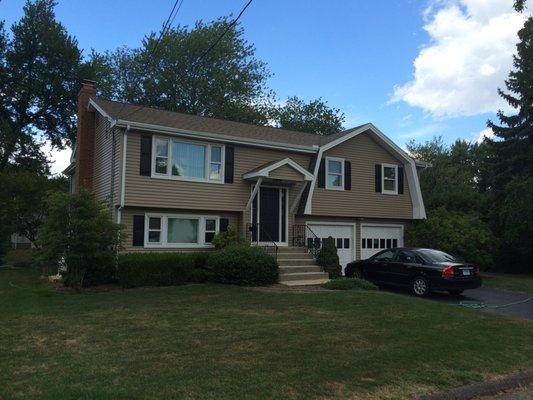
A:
[[116, 124, 130, 225]]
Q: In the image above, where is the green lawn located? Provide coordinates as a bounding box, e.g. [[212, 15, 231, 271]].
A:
[[1, 267, 532, 400], [482, 273, 533, 294]]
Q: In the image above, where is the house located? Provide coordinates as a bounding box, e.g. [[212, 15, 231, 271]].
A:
[[65, 80, 426, 285]]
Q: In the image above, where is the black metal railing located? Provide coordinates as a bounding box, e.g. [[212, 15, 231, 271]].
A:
[[292, 224, 321, 259], [246, 223, 278, 260]]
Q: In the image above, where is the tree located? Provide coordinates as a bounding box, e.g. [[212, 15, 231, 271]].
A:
[[407, 137, 488, 213], [0, 172, 68, 244], [0, 0, 91, 172], [92, 17, 273, 125], [37, 190, 122, 288], [406, 208, 495, 269], [485, 7, 532, 272], [406, 138, 496, 269], [273, 96, 345, 135]]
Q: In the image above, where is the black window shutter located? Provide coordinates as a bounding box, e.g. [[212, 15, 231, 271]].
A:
[[132, 215, 145, 246], [318, 158, 326, 188], [224, 146, 234, 183], [375, 164, 382, 193], [398, 166, 404, 194], [140, 135, 152, 176], [344, 161, 351, 190], [220, 218, 229, 232]]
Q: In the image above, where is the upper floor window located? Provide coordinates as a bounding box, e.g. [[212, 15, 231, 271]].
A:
[[382, 164, 398, 195], [153, 137, 224, 183], [326, 157, 344, 190]]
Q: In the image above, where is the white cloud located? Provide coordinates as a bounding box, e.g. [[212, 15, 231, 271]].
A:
[[476, 127, 494, 142], [41, 140, 72, 176], [398, 123, 445, 139], [391, 0, 526, 117]]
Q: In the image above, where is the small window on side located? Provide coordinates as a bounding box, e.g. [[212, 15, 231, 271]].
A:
[[336, 238, 343, 249]]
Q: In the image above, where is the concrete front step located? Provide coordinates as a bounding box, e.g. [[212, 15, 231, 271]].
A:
[[277, 246, 309, 253], [282, 278, 330, 286], [277, 252, 313, 260], [277, 258, 317, 266], [279, 271, 329, 282], [279, 265, 323, 274]]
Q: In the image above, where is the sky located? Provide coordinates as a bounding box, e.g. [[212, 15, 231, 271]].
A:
[[1, 0, 528, 174]]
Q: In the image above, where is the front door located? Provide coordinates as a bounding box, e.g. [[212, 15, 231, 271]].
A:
[[251, 186, 287, 244]]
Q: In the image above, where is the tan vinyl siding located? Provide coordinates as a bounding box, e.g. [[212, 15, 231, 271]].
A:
[[120, 207, 239, 252], [92, 114, 113, 203], [124, 131, 312, 211], [311, 133, 413, 219], [269, 164, 305, 181]]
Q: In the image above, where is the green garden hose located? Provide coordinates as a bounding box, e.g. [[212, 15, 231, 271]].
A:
[[456, 297, 533, 309]]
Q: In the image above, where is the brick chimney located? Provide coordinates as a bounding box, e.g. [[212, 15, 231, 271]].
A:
[[74, 80, 97, 192]]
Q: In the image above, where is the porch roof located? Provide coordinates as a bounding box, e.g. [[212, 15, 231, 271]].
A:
[[242, 157, 314, 183]]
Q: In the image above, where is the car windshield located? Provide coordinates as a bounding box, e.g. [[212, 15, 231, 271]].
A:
[[418, 249, 459, 263]]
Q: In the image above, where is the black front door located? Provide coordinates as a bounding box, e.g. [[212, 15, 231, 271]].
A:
[[259, 187, 280, 242]]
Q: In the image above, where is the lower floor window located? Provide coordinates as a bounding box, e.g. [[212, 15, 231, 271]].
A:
[[145, 214, 219, 247]]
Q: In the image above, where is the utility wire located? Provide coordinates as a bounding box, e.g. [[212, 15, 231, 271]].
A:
[[120, 0, 253, 122], [115, 0, 185, 120], [191, 0, 253, 70]]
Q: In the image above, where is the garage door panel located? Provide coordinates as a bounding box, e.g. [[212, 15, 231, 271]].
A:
[[307, 223, 355, 274], [361, 225, 403, 260]]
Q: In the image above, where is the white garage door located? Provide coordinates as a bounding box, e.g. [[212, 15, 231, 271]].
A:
[[307, 223, 355, 274], [360, 225, 403, 260]]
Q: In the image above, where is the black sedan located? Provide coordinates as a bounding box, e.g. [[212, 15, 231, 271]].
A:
[[345, 248, 482, 297]]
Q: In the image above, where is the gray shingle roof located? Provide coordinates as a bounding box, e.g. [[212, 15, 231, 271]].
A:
[[92, 98, 367, 148]]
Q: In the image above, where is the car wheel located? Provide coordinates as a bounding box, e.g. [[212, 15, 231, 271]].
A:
[[353, 267, 364, 280], [448, 289, 464, 296], [412, 276, 430, 297]]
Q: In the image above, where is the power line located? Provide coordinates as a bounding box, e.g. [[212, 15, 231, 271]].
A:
[[116, 0, 185, 120], [120, 0, 253, 121], [191, 0, 253, 70]]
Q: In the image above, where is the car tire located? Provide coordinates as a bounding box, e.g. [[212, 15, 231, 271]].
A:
[[412, 276, 430, 297], [448, 289, 464, 296]]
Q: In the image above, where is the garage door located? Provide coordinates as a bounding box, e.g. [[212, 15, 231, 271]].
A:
[[307, 223, 355, 274], [360, 225, 403, 260]]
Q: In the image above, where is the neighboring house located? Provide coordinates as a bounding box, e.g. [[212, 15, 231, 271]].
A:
[[65, 81, 427, 284]]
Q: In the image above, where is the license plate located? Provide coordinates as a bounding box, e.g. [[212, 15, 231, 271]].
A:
[[462, 270, 471, 276]]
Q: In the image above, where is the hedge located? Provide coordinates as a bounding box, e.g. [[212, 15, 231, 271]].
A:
[[118, 252, 209, 288], [206, 245, 278, 286]]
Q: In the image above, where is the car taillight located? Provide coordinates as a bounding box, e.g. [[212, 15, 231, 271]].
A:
[[474, 266, 480, 275], [442, 265, 454, 277]]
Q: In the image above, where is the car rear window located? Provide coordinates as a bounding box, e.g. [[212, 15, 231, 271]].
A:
[[418, 249, 459, 263]]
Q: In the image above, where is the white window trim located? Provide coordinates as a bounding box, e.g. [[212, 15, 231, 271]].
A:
[[381, 163, 398, 195], [325, 156, 345, 191], [144, 213, 220, 248], [151, 136, 225, 184]]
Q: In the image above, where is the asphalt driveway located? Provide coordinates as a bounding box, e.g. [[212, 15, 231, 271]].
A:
[[435, 287, 533, 320], [384, 286, 533, 320]]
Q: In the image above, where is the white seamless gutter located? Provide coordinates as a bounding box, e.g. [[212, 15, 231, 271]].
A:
[[114, 119, 318, 154], [116, 124, 130, 225]]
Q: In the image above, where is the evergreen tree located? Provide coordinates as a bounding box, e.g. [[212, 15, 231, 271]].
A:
[[486, 6, 532, 272]]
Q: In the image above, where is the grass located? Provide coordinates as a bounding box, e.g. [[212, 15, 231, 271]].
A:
[[1, 267, 532, 400], [322, 277, 378, 291], [482, 273, 533, 294]]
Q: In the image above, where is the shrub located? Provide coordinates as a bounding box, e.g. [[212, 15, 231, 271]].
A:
[[118, 252, 210, 288], [212, 225, 247, 249], [405, 207, 495, 269], [316, 237, 341, 278], [322, 278, 378, 291], [207, 245, 278, 286], [37, 190, 121, 288]]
